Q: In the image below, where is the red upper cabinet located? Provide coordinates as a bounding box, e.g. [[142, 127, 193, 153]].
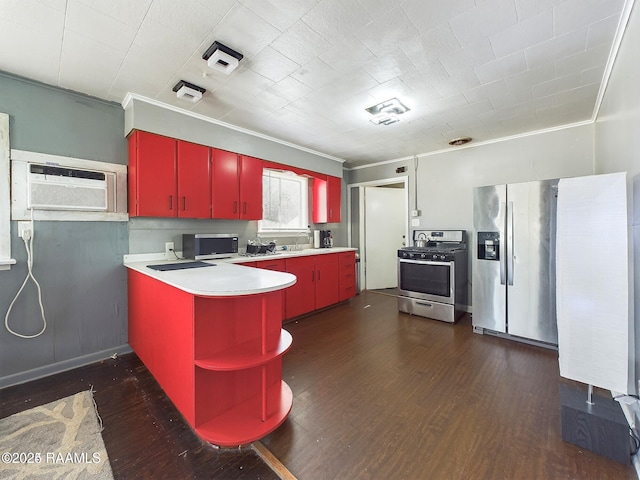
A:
[[240, 155, 263, 220], [312, 175, 341, 223], [177, 141, 210, 219], [128, 131, 212, 218], [326, 175, 341, 223], [128, 130, 177, 217], [211, 149, 263, 220], [211, 148, 240, 218]]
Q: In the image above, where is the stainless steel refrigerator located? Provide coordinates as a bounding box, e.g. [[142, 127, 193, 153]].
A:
[[472, 179, 559, 345]]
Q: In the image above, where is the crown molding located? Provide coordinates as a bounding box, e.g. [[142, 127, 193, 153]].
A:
[[122, 92, 345, 164]]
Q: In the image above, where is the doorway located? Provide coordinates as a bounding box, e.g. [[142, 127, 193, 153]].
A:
[[347, 177, 409, 291]]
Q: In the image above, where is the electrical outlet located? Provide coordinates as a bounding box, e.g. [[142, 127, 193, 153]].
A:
[[18, 221, 33, 239], [165, 242, 175, 254]]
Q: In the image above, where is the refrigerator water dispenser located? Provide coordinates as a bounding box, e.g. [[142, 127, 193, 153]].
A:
[[477, 232, 500, 261]]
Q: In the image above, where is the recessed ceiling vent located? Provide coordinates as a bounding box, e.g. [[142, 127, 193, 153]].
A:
[[448, 137, 472, 146]]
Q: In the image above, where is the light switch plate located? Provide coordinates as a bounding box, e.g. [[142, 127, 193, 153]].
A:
[[411, 218, 420, 227]]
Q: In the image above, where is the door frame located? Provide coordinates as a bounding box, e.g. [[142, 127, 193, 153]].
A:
[[347, 176, 409, 290]]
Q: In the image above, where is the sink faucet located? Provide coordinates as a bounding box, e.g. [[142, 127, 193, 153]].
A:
[[294, 231, 309, 251]]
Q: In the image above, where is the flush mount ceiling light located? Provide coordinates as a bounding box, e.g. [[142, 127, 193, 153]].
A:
[[365, 98, 410, 116], [448, 136, 472, 146], [172, 80, 206, 103], [370, 114, 400, 126], [202, 41, 243, 75], [366, 98, 409, 125]]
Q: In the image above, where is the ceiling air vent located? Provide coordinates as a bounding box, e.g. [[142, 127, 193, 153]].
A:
[[448, 137, 472, 146]]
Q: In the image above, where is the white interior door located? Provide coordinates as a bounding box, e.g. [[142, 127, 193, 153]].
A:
[[364, 186, 405, 290]]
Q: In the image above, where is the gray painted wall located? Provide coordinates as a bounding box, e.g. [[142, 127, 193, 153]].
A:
[[0, 73, 129, 387], [347, 124, 596, 305], [125, 98, 344, 177], [593, 2, 639, 393]]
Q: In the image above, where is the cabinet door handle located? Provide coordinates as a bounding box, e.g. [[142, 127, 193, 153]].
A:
[[233, 201, 238, 214], [169, 195, 173, 210], [182, 197, 186, 211], [317, 270, 321, 281], [312, 271, 315, 282], [243, 202, 247, 214]]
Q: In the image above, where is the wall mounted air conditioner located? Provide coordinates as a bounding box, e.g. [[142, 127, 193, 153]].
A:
[[11, 150, 128, 221], [28, 164, 108, 211]]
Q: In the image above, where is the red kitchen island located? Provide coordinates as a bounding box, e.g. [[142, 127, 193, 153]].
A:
[[125, 260, 296, 447]]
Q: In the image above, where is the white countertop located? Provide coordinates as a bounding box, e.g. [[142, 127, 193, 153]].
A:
[[124, 247, 356, 297], [125, 260, 297, 297], [225, 247, 356, 263]]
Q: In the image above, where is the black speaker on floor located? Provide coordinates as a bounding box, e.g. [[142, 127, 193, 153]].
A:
[[560, 384, 632, 464]]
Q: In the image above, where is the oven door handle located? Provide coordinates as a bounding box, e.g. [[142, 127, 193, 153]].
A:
[[398, 259, 451, 266]]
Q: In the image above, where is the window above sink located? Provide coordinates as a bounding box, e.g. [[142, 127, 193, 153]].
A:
[[259, 169, 309, 235]]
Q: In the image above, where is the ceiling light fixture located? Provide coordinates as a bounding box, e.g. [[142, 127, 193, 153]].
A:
[[366, 98, 409, 125], [448, 136, 472, 146], [172, 80, 206, 103], [366, 98, 410, 116], [202, 41, 243, 75], [370, 114, 400, 126]]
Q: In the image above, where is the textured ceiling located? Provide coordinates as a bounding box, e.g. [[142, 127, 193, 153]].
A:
[[0, 0, 630, 167]]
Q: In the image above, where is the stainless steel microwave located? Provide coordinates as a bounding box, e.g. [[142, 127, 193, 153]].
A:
[[182, 233, 239, 260]]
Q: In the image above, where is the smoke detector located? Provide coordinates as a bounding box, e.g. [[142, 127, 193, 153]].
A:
[[448, 137, 472, 146]]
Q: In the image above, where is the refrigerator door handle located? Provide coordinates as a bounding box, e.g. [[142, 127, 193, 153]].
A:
[[507, 201, 514, 286], [500, 202, 506, 285]]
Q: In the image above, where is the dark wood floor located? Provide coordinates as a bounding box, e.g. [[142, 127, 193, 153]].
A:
[[263, 290, 636, 479], [0, 354, 279, 479], [1, 291, 636, 479]]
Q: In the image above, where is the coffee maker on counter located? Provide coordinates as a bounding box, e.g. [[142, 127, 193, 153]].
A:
[[313, 230, 333, 248]]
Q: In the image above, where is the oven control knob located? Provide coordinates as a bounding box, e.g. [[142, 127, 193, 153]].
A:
[[420, 253, 426, 259], [440, 255, 446, 260], [432, 254, 438, 260]]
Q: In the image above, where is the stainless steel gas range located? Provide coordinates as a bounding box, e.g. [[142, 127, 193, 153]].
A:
[[397, 230, 468, 323]]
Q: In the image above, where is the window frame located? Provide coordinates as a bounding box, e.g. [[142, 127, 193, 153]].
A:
[[0, 112, 15, 271], [259, 168, 310, 236]]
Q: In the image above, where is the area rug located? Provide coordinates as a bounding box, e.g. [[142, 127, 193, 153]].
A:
[[0, 390, 114, 479]]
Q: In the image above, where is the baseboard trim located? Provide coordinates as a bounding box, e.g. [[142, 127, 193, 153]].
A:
[[0, 344, 133, 389]]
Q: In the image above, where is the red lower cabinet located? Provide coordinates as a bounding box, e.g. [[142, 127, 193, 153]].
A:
[[284, 256, 316, 318], [284, 253, 340, 318], [339, 251, 356, 301], [128, 270, 292, 446], [314, 255, 339, 309]]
